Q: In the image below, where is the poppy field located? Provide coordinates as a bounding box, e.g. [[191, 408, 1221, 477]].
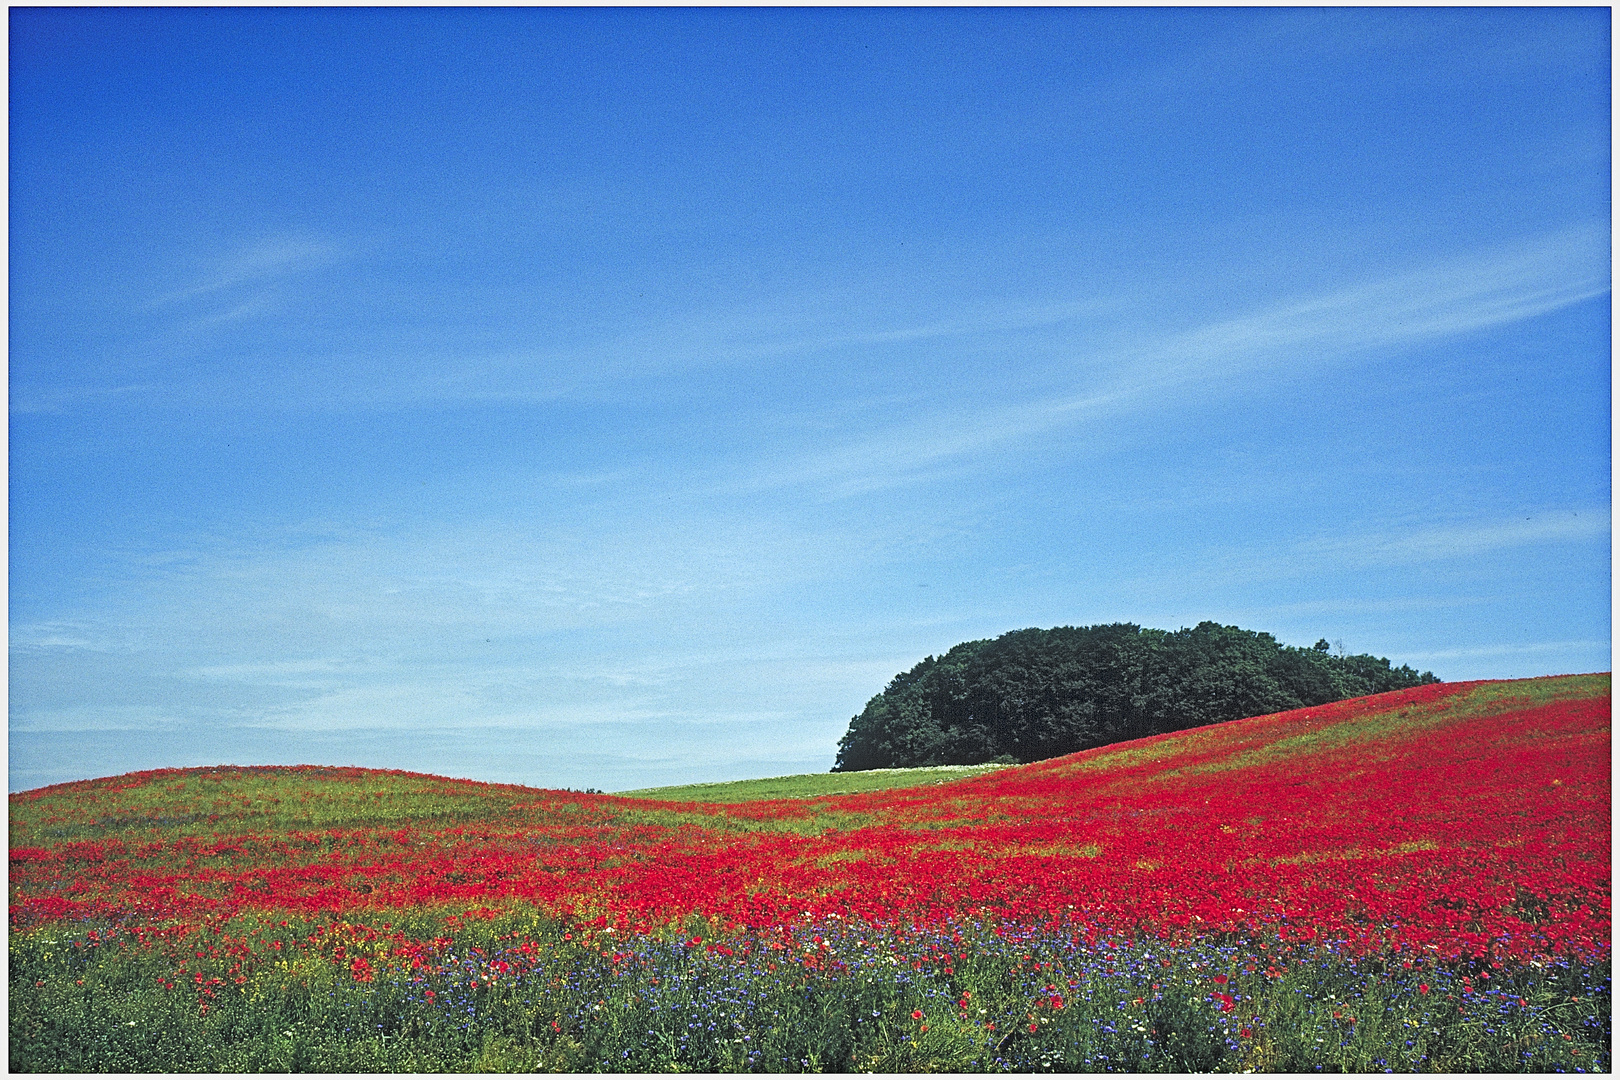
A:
[[9, 674, 1611, 1071]]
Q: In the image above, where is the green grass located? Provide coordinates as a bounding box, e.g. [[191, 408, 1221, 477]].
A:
[[11, 909, 1609, 1073], [614, 763, 1012, 803], [9, 766, 554, 845]]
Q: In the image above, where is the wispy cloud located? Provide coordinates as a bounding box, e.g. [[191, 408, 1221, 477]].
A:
[[7, 507, 910, 744], [738, 226, 1609, 498], [10, 383, 155, 416], [9, 705, 188, 734], [151, 236, 344, 307], [1190, 225, 1608, 359], [111, 234, 354, 362], [9, 621, 131, 655], [1298, 507, 1611, 569], [276, 288, 1120, 414], [1413, 640, 1610, 661], [1086, 506, 1612, 615]]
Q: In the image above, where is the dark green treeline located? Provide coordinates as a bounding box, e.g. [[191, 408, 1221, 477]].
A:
[[833, 622, 1438, 772]]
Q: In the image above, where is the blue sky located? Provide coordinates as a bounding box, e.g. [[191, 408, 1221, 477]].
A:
[[9, 7, 1611, 793]]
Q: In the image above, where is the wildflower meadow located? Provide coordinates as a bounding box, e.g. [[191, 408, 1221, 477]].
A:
[[9, 674, 1610, 1071]]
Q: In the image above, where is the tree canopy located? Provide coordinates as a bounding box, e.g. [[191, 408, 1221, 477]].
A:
[[832, 622, 1439, 772]]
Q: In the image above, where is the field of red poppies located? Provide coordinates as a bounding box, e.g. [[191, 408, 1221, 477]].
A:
[[9, 673, 1610, 1071]]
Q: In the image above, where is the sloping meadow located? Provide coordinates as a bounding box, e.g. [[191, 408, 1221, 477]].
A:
[[9, 675, 1610, 1071]]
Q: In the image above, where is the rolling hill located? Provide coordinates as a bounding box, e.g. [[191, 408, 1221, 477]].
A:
[[9, 673, 1610, 1072]]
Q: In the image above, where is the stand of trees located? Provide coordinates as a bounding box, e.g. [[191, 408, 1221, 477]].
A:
[[832, 622, 1439, 772]]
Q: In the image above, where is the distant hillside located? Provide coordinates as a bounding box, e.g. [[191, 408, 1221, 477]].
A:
[[616, 763, 1010, 803], [833, 621, 1438, 771]]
